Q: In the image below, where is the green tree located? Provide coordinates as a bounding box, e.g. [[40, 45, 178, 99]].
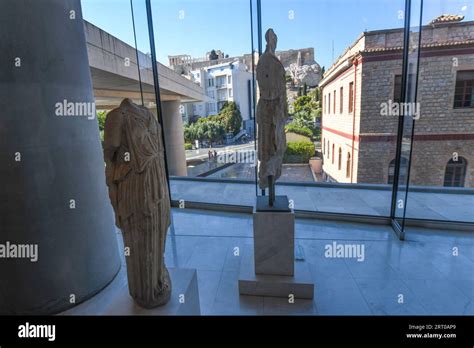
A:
[[96, 110, 107, 144], [293, 95, 316, 114], [219, 101, 242, 135], [311, 87, 321, 103], [184, 122, 195, 142], [185, 101, 242, 142], [302, 82, 308, 96], [209, 49, 218, 60], [204, 121, 226, 143], [97, 110, 107, 131]]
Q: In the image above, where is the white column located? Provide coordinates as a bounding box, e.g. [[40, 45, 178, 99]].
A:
[[161, 100, 188, 176]]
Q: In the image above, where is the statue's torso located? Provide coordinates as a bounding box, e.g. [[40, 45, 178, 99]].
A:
[[257, 53, 287, 101]]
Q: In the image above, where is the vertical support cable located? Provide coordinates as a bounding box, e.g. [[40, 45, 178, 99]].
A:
[[250, 0, 258, 196], [145, 0, 171, 198], [130, 0, 144, 106]]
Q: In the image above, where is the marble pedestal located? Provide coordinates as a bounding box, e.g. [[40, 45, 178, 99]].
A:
[[253, 207, 294, 275], [238, 207, 314, 299]]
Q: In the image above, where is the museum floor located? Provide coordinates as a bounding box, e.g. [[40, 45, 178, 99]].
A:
[[62, 208, 473, 315]]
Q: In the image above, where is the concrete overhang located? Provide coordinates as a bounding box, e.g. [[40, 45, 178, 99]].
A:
[[84, 20, 210, 109]]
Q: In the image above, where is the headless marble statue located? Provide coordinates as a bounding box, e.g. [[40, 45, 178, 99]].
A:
[[256, 28, 288, 205], [104, 98, 171, 308]]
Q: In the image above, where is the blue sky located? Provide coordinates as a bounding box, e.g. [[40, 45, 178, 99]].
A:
[[81, 0, 473, 69]]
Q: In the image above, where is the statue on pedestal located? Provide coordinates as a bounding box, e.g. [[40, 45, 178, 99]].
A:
[[256, 29, 289, 207], [104, 98, 171, 308]]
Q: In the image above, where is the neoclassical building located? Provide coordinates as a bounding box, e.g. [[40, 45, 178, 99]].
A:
[[320, 15, 474, 187]]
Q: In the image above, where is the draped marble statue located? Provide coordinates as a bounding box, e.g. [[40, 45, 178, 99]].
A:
[[256, 28, 289, 206], [104, 98, 171, 308]]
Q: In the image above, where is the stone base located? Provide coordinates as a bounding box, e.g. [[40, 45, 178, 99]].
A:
[[253, 207, 295, 276], [60, 267, 200, 315], [238, 246, 314, 299]]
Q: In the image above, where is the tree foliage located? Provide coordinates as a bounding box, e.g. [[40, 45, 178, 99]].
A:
[[97, 110, 107, 144], [183, 101, 242, 143], [209, 49, 218, 60], [219, 101, 243, 135], [294, 95, 316, 114]]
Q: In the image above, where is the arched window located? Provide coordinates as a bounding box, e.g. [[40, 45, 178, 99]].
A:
[[346, 152, 351, 178], [388, 157, 408, 184], [327, 141, 330, 159], [444, 157, 467, 187], [338, 147, 342, 170], [332, 144, 335, 164]]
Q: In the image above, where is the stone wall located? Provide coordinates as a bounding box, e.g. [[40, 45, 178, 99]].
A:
[[244, 47, 315, 69], [363, 20, 474, 50], [357, 50, 474, 187], [357, 140, 397, 184]]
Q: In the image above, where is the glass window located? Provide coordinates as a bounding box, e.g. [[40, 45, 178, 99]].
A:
[[338, 147, 342, 170], [348, 82, 354, 113], [216, 76, 226, 87], [346, 152, 351, 178], [339, 87, 343, 114], [217, 89, 226, 101], [444, 157, 467, 187], [328, 93, 331, 114], [454, 70, 474, 108]]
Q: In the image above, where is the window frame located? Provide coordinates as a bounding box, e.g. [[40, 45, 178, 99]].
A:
[[340, 87, 343, 114], [348, 82, 354, 113], [453, 70, 474, 108]]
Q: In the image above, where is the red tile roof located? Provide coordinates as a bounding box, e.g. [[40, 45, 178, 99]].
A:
[[430, 14, 465, 25]]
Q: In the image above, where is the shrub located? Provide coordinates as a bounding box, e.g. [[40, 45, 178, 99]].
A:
[[285, 123, 313, 138], [284, 140, 315, 163], [184, 143, 193, 150], [286, 132, 310, 143]]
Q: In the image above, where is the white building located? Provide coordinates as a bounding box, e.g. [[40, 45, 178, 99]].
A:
[[183, 60, 255, 135]]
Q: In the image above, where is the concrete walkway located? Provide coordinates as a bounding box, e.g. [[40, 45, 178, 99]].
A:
[[170, 179, 474, 222]]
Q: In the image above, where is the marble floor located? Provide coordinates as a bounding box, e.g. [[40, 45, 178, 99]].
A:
[[81, 208, 473, 316], [170, 179, 474, 222]]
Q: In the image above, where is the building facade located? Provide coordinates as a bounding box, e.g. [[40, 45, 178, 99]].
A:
[[183, 61, 255, 135], [320, 16, 474, 187]]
